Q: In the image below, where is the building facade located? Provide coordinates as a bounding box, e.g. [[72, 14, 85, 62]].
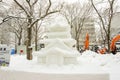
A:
[[111, 12, 120, 37], [79, 19, 96, 46], [71, 18, 96, 49]]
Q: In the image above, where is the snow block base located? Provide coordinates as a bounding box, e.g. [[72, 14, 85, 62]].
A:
[[0, 70, 109, 80]]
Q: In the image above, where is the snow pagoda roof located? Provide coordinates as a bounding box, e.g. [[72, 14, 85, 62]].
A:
[[38, 39, 79, 56], [38, 47, 79, 57]]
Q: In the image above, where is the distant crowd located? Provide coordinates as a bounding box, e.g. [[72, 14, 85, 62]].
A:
[[79, 45, 119, 55]]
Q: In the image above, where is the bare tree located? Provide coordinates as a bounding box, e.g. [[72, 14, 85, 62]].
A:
[[61, 1, 92, 51], [32, 20, 43, 51], [0, 23, 11, 45], [13, 0, 62, 60], [7, 18, 27, 45], [91, 0, 116, 52], [0, 1, 12, 44], [32, 16, 54, 51], [95, 20, 106, 46], [0, 1, 9, 25]]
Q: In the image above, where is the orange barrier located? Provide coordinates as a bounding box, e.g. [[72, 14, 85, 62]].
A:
[[84, 33, 89, 50], [110, 34, 120, 51]]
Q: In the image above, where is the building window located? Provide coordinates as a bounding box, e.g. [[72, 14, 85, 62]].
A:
[[4, 48, 6, 51]]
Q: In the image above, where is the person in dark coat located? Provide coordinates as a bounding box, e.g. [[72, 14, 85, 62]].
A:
[[111, 46, 117, 55]]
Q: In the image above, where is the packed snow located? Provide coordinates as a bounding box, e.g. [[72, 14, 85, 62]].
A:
[[0, 50, 120, 80]]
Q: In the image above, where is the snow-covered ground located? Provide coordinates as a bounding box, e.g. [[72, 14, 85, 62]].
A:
[[0, 50, 120, 80]]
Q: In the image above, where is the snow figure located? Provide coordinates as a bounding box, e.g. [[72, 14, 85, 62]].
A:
[[33, 24, 80, 65]]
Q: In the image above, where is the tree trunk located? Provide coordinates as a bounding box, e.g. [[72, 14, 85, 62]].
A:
[[26, 27, 33, 60], [35, 30, 38, 51], [18, 38, 21, 45], [103, 40, 106, 47], [107, 32, 111, 53], [107, 23, 111, 53], [18, 34, 22, 45], [107, 35, 110, 53], [76, 38, 80, 51]]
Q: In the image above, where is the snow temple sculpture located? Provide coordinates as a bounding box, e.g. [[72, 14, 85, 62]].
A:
[[33, 24, 79, 65]]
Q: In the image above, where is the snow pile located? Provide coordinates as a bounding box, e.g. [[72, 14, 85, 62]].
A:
[[1, 51, 120, 80], [0, 54, 105, 73], [80, 50, 120, 67], [0, 51, 120, 72]]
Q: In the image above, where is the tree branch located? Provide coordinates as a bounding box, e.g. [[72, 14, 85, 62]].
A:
[[0, 15, 29, 25], [26, 0, 31, 9], [45, 0, 52, 15], [32, 0, 38, 6], [91, 0, 108, 34], [14, 0, 30, 16]]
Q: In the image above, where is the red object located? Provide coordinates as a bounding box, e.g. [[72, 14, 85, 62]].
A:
[[99, 48, 106, 54], [84, 33, 89, 50], [20, 50, 23, 54]]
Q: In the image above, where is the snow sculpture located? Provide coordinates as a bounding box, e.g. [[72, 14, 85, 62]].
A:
[[41, 25, 76, 48], [33, 24, 79, 65]]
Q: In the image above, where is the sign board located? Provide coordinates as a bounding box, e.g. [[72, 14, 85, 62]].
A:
[[0, 45, 10, 66], [17, 45, 26, 54]]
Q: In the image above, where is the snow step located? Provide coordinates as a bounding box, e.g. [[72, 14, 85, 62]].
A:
[[0, 70, 109, 80]]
